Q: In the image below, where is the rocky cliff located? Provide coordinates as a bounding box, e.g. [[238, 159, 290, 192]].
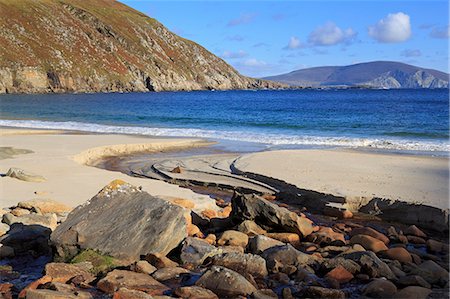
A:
[[0, 0, 281, 93], [264, 61, 449, 89]]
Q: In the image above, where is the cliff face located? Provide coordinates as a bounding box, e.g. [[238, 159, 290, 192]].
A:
[[0, 0, 281, 94]]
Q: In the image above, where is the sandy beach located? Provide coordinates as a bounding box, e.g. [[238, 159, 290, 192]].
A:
[[0, 128, 218, 212], [235, 149, 449, 210], [1, 127, 448, 212]]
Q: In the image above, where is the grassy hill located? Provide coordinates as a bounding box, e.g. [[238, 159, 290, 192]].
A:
[[0, 0, 281, 93]]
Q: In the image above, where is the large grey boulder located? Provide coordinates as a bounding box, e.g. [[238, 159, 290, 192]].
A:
[[210, 252, 268, 278], [231, 193, 314, 237], [51, 180, 187, 262], [261, 244, 316, 273], [340, 251, 395, 279]]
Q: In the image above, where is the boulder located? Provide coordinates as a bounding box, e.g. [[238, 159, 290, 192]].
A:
[[349, 227, 389, 245], [180, 237, 218, 267], [231, 193, 314, 237], [210, 252, 268, 278], [217, 230, 248, 248], [51, 180, 187, 262], [405, 260, 449, 285], [321, 257, 361, 274], [10, 208, 30, 217], [395, 286, 432, 299], [25, 289, 78, 299], [3, 213, 57, 230], [363, 279, 397, 298], [407, 236, 426, 244], [247, 235, 284, 255], [237, 220, 266, 236], [173, 286, 219, 299], [0, 223, 9, 236], [303, 286, 346, 299], [5, 167, 46, 182], [404, 225, 427, 238], [195, 266, 257, 297], [378, 247, 412, 263], [131, 261, 157, 275], [70, 249, 119, 276], [264, 233, 300, 247], [340, 251, 395, 279], [349, 234, 388, 253], [113, 287, 153, 299], [152, 267, 190, 281], [1, 223, 51, 255], [44, 262, 95, 283], [144, 253, 178, 269], [97, 269, 168, 295], [306, 226, 345, 246], [397, 275, 431, 289], [17, 199, 72, 214], [426, 239, 449, 253], [251, 289, 278, 299], [0, 244, 14, 258], [325, 265, 354, 283], [261, 244, 315, 273]]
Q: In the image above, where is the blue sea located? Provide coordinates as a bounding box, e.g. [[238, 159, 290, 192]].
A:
[[0, 89, 448, 154]]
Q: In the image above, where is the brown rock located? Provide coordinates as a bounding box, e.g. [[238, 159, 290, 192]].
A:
[[306, 226, 346, 246], [113, 287, 153, 299], [396, 286, 432, 299], [397, 275, 431, 289], [349, 234, 388, 253], [426, 239, 449, 253], [404, 225, 427, 238], [174, 286, 219, 299], [407, 235, 426, 244], [204, 234, 216, 245], [380, 247, 412, 263], [18, 199, 72, 214], [0, 283, 13, 299], [144, 253, 178, 269], [25, 289, 78, 299], [18, 276, 53, 298], [195, 266, 256, 297], [201, 209, 217, 219], [217, 230, 248, 248], [237, 220, 266, 236], [261, 244, 316, 273], [171, 166, 182, 173], [97, 269, 169, 295], [406, 260, 449, 285], [210, 252, 268, 278], [325, 265, 354, 283], [132, 260, 157, 275], [303, 286, 346, 299], [187, 224, 203, 237], [247, 235, 284, 255], [152, 267, 190, 281], [323, 206, 353, 219], [363, 279, 397, 298], [265, 233, 300, 247], [251, 289, 278, 299], [10, 208, 30, 217], [350, 227, 389, 245], [218, 206, 232, 218], [44, 263, 95, 284]]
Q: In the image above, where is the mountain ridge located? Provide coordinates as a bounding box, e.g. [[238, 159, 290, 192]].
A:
[[0, 0, 282, 94], [264, 61, 449, 89]]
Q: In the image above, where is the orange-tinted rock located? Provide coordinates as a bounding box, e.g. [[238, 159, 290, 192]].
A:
[[265, 233, 300, 247], [350, 227, 389, 245], [349, 234, 388, 253], [18, 275, 52, 298], [325, 265, 354, 284], [261, 194, 276, 201], [174, 286, 219, 299], [171, 166, 182, 173], [97, 270, 168, 295], [187, 224, 203, 238], [166, 197, 195, 209], [0, 283, 13, 299], [307, 226, 346, 246], [203, 234, 216, 245], [323, 207, 353, 219], [404, 225, 427, 238], [113, 287, 153, 299], [44, 263, 95, 284], [380, 247, 412, 263], [218, 206, 232, 218], [201, 209, 217, 219], [144, 253, 178, 269]]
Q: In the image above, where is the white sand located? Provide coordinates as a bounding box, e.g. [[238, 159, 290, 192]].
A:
[[0, 128, 218, 212], [235, 149, 449, 210]]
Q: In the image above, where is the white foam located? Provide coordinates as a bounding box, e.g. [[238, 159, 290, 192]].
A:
[[1, 119, 448, 152]]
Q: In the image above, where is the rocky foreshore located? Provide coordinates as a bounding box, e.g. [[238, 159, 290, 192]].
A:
[[0, 179, 449, 299]]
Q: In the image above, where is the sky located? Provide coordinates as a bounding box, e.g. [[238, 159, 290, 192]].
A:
[[122, 0, 449, 78]]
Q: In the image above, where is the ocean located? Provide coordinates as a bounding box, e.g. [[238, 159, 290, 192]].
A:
[[0, 89, 448, 154]]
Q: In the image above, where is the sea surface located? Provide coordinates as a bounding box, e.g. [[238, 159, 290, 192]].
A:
[[0, 89, 448, 154]]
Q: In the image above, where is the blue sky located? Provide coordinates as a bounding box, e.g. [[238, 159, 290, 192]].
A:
[[123, 0, 449, 77]]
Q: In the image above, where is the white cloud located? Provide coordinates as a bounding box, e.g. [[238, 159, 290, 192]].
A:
[[284, 36, 305, 50], [308, 22, 356, 46], [401, 49, 422, 57], [368, 12, 411, 43], [430, 25, 450, 39], [221, 50, 248, 59]]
